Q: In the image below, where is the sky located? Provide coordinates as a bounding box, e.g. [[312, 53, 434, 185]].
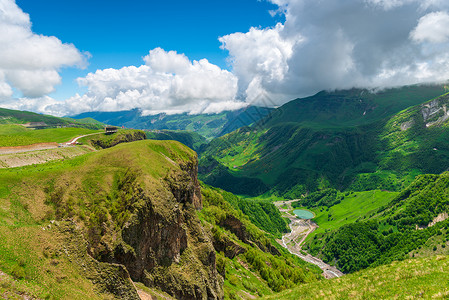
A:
[[2, 0, 449, 116]]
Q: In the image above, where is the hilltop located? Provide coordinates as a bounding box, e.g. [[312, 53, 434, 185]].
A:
[[0, 139, 320, 299]]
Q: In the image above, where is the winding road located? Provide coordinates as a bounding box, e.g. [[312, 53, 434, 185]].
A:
[[65, 132, 103, 146], [0, 132, 104, 168], [274, 200, 344, 279]]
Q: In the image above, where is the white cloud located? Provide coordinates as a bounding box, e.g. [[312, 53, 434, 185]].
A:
[[219, 0, 449, 105], [51, 48, 242, 116], [0, 95, 61, 116], [5, 0, 449, 117], [411, 11, 449, 43], [0, 0, 87, 99], [219, 23, 302, 104]]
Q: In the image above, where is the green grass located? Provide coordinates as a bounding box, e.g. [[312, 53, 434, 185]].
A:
[[0, 127, 102, 147], [0, 140, 200, 298], [0, 125, 29, 135], [221, 254, 273, 299], [77, 129, 145, 149], [264, 255, 449, 299], [305, 190, 397, 241], [0, 156, 118, 299], [199, 84, 449, 197], [411, 228, 449, 258], [0, 226, 111, 300]]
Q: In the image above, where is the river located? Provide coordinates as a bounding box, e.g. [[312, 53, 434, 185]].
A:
[[274, 200, 344, 279]]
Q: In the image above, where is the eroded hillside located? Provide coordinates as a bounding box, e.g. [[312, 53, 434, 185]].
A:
[[0, 140, 223, 299]]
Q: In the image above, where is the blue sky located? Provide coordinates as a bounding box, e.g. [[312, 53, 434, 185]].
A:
[[2, 0, 449, 116], [16, 0, 283, 100]]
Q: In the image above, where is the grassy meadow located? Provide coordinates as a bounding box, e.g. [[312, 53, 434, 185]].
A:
[[264, 255, 449, 299], [302, 190, 398, 240], [0, 126, 102, 147]]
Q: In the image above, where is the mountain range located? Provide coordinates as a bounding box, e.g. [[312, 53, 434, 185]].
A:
[[199, 84, 449, 197], [1, 83, 449, 298], [72, 106, 274, 140]]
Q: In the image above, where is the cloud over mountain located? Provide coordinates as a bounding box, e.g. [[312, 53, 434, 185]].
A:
[[220, 0, 449, 105], [3, 0, 449, 116], [57, 48, 242, 116]]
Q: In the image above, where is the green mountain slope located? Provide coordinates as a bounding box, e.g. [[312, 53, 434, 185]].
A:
[[72, 106, 274, 140], [303, 172, 449, 273], [199, 84, 449, 197], [263, 85, 448, 129], [0, 107, 103, 129], [0, 139, 320, 299], [265, 254, 449, 299], [146, 129, 207, 152]]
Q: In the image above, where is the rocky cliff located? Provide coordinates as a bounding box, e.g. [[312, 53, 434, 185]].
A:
[[17, 140, 223, 299], [107, 150, 222, 299]]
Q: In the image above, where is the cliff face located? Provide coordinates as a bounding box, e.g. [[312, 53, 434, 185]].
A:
[[112, 158, 222, 299], [38, 140, 223, 299], [87, 129, 147, 149]]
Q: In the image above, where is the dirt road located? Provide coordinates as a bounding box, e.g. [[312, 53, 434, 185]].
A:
[[274, 200, 344, 279], [65, 132, 103, 145], [0, 143, 60, 154], [0, 132, 102, 168]]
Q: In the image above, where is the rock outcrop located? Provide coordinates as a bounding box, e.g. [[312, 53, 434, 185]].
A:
[[42, 141, 224, 299], [113, 158, 223, 299]]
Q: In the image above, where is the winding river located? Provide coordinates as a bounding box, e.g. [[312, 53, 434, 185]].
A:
[[274, 201, 344, 279]]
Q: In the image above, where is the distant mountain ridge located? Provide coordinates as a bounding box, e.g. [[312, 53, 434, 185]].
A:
[[261, 85, 449, 129], [0, 107, 103, 129], [72, 106, 274, 140], [199, 84, 449, 196]]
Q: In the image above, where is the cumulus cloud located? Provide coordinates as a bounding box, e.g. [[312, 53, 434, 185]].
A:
[[5, 0, 449, 116], [0, 0, 87, 99], [411, 11, 449, 43], [36, 48, 243, 116], [220, 0, 449, 105]]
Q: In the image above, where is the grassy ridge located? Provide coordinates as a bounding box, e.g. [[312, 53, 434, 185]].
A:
[[0, 107, 104, 129], [78, 129, 146, 149], [265, 255, 449, 299], [0, 140, 200, 298], [0, 127, 103, 147], [146, 129, 207, 152]]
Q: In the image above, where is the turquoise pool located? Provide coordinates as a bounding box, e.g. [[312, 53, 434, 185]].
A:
[[293, 209, 314, 219]]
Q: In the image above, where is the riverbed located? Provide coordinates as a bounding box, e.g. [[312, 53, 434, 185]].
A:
[[274, 200, 344, 279]]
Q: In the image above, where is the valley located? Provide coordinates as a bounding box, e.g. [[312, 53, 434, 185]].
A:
[[4, 0, 449, 298], [274, 200, 343, 279], [1, 84, 449, 299]]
